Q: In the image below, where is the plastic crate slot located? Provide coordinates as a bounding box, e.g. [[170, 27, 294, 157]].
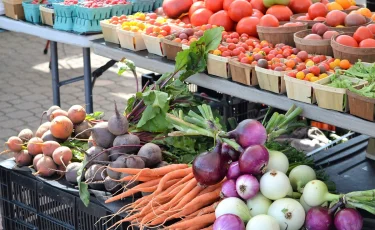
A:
[[39, 215, 74, 230], [38, 194, 75, 227]]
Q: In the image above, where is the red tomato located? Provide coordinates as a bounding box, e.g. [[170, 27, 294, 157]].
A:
[[252, 9, 264, 19], [191, 9, 214, 26], [223, 0, 235, 11], [266, 5, 293, 22], [163, 0, 193, 19], [336, 35, 359, 47], [208, 10, 235, 31], [259, 14, 279, 27], [188, 1, 205, 17], [250, 0, 266, 14], [367, 24, 375, 35], [308, 3, 328, 20], [288, 0, 312, 14], [228, 0, 253, 22], [161, 25, 171, 33], [359, 38, 375, 48], [353, 26, 374, 43], [236, 16, 260, 37], [205, 0, 224, 13], [180, 15, 190, 24]]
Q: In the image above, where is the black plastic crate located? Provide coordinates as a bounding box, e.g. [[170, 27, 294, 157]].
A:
[[0, 165, 126, 230]]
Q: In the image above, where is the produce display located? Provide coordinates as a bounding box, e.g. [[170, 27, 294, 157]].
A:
[[4, 0, 375, 229]]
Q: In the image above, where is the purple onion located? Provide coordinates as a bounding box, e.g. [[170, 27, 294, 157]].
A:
[[227, 161, 241, 180], [228, 119, 267, 148], [235, 174, 259, 200], [220, 180, 240, 198], [305, 207, 333, 230], [334, 208, 363, 230], [222, 143, 240, 161], [213, 214, 245, 230], [193, 143, 228, 186], [239, 145, 269, 175]]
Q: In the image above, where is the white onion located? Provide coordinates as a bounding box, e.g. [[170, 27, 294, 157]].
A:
[[246, 193, 272, 216], [260, 170, 291, 200], [246, 214, 279, 230], [215, 197, 252, 223], [266, 150, 289, 174], [299, 193, 313, 213], [268, 198, 306, 230], [289, 165, 316, 192]]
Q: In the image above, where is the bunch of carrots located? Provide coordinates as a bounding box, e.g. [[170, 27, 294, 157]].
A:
[[104, 164, 222, 230]]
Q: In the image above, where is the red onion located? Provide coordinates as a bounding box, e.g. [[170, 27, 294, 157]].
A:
[[222, 143, 240, 161], [236, 174, 259, 200], [193, 143, 228, 186], [227, 161, 241, 180], [228, 119, 267, 148], [213, 214, 245, 230], [334, 208, 363, 230], [239, 145, 269, 175], [305, 207, 333, 230], [221, 180, 240, 198]]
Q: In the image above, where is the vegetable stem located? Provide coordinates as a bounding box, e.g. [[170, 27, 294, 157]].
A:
[[221, 138, 244, 153]]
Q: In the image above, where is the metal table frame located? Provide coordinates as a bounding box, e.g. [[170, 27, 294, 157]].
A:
[[0, 16, 105, 113]]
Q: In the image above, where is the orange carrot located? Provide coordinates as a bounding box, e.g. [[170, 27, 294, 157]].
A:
[[185, 202, 218, 220], [107, 164, 189, 177], [172, 188, 221, 219], [167, 213, 216, 229], [152, 168, 192, 196], [139, 178, 197, 223], [105, 178, 173, 203], [201, 225, 213, 230], [116, 175, 161, 182]]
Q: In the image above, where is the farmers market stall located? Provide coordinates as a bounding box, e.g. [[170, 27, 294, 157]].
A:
[[3, 0, 375, 229]]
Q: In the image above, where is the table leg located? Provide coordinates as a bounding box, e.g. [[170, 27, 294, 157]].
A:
[[83, 47, 93, 113], [50, 41, 60, 106], [366, 138, 375, 161]]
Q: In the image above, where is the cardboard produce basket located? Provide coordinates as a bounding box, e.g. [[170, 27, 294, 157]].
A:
[[117, 28, 146, 51], [229, 59, 258, 86], [161, 38, 182, 61], [255, 66, 288, 94], [100, 20, 120, 44], [2, 0, 24, 20], [207, 54, 230, 79], [284, 75, 317, 104], [313, 75, 368, 112], [141, 33, 165, 56], [40, 5, 54, 26]]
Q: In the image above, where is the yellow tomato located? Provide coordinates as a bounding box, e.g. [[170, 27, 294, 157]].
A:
[[306, 60, 315, 67], [319, 73, 329, 79], [306, 73, 315, 81], [296, 71, 305, 80], [310, 76, 319, 82], [334, 59, 341, 66]]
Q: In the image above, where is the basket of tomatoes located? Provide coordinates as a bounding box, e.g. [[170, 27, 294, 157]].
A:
[[331, 30, 375, 63]]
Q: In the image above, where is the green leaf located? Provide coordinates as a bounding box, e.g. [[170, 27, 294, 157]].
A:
[[85, 111, 104, 121], [136, 90, 170, 132], [79, 182, 90, 207], [77, 158, 90, 207], [175, 49, 191, 72], [201, 26, 224, 54], [125, 96, 136, 114]]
